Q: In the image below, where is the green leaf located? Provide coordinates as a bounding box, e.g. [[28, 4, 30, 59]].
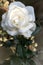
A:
[[28, 59, 36, 65], [16, 44, 23, 58], [10, 56, 30, 65]]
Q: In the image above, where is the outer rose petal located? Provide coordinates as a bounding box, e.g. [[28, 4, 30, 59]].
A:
[[21, 30, 32, 38], [7, 30, 18, 36], [19, 23, 36, 32], [26, 6, 35, 22], [2, 13, 6, 20], [19, 23, 36, 38], [9, 1, 25, 10], [1, 13, 6, 30], [30, 23, 36, 31]]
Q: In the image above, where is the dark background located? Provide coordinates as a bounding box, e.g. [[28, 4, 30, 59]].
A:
[[0, 0, 43, 65]]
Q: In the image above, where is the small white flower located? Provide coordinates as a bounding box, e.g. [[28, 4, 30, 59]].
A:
[[1, 1, 36, 39]]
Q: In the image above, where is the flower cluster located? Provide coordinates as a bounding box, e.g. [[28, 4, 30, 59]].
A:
[[1, 1, 36, 39]]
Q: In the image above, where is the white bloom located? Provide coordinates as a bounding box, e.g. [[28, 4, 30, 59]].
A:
[[1, 1, 36, 39]]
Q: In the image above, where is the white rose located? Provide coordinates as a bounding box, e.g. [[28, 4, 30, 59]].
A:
[[1, 1, 36, 39]]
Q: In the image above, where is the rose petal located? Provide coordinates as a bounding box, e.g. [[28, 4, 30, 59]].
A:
[[30, 23, 36, 31], [2, 13, 6, 20], [1, 13, 6, 30], [9, 1, 25, 10], [7, 30, 18, 36], [21, 30, 32, 38], [26, 6, 35, 22], [19, 23, 36, 32]]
